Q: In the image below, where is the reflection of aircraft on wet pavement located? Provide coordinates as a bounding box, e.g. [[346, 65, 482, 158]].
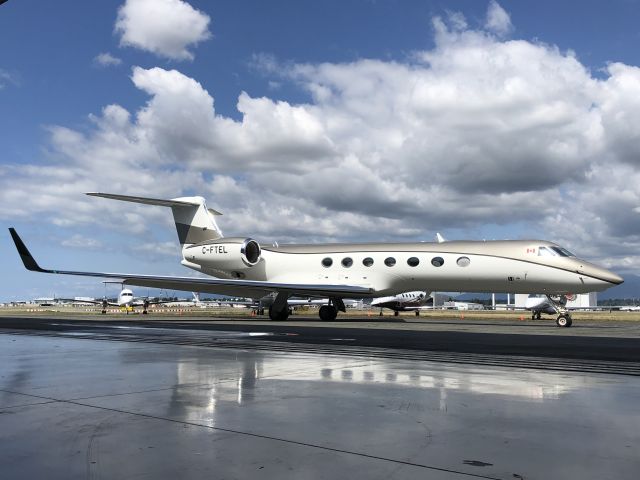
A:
[[9, 192, 623, 327]]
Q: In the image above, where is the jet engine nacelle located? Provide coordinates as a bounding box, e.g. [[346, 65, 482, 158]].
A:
[[189, 237, 262, 271]]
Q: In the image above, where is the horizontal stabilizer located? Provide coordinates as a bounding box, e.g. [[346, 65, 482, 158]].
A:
[[86, 193, 222, 215]]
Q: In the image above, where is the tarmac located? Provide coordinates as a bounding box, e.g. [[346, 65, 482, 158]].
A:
[[1, 315, 639, 479]]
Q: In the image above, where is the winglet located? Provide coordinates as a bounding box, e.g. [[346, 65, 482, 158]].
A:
[[8, 228, 45, 272]]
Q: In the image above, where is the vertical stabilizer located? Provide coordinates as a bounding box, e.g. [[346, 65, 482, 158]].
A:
[[86, 193, 223, 247], [169, 196, 223, 246]]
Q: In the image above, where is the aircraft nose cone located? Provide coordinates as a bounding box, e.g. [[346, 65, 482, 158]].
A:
[[583, 265, 624, 285], [602, 270, 624, 285]]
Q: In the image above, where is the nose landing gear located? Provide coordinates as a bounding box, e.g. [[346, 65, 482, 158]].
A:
[[556, 314, 572, 327], [546, 295, 573, 328]]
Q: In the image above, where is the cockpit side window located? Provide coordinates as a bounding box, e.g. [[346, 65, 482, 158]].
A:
[[551, 246, 575, 257], [538, 246, 555, 256]]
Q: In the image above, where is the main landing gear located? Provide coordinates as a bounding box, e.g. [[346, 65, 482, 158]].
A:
[[267, 292, 291, 321], [546, 294, 573, 328], [268, 304, 290, 321], [319, 298, 346, 321], [319, 305, 338, 321]]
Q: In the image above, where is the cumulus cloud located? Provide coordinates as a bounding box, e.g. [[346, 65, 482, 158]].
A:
[[61, 234, 103, 249], [485, 1, 513, 36], [93, 52, 122, 67], [3, 2, 640, 272], [115, 0, 211, 61]]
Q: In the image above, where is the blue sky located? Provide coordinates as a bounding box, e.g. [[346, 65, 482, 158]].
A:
[[1, 0, 640, 300]]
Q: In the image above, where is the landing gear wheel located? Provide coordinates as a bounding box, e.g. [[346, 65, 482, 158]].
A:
[[556, 314, 572, 328], [319, 305, 338, 321], [394, 311, 399, 317], [268, 305, 289, 321], [258, 308, 265, 316], [415, 311, 420, 317]]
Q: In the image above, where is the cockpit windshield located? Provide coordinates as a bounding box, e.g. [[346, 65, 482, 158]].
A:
[[551, 246, 574, 257], [538, 246, 575, 257]]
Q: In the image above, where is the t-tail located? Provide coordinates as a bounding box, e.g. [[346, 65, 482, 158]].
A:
[[86, 193, 223, 246]]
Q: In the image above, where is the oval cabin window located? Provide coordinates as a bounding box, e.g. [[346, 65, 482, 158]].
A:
[[457, 256, 470, 267], [431, 257, 444, 267], [407, 257, 420, 267], [362, 257, 374, 267], [342, 257, 353, 268], [384, 257, 396, 267], [322, 257, 333, 268]]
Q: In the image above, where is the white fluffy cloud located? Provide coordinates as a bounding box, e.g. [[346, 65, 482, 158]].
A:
[[3, 2, 640, 271], [94, 52, 122, 67], [115, 0, 211, 60], [485, 0, 513, 36], [61, 234, 103, 249]]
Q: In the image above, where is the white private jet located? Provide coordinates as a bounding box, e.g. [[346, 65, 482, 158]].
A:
[[9, 193, 623, 327], [371, 291, 430, 316], [71, 287, 176, 314]]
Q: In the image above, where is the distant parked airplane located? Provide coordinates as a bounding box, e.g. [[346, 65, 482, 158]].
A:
[[371, 291, 429, 316], [72, 287, 177, 314]]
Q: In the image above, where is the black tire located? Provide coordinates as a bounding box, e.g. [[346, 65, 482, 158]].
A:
[[556, 314, 570, 327], [415, 311, 420, 317], [319, 305, 337, 321], [268, 305, 289, 321], [394, 310, 399, 317]]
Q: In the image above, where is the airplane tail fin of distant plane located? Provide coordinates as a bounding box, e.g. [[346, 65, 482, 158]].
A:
[[86, 193, 223, 246]]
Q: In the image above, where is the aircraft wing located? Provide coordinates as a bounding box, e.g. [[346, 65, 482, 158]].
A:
[[9, 228, 373, 299], [57, 298, 118, 306]]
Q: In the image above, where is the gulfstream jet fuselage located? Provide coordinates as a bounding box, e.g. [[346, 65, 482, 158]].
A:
[[9, 193, 623, 327]]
